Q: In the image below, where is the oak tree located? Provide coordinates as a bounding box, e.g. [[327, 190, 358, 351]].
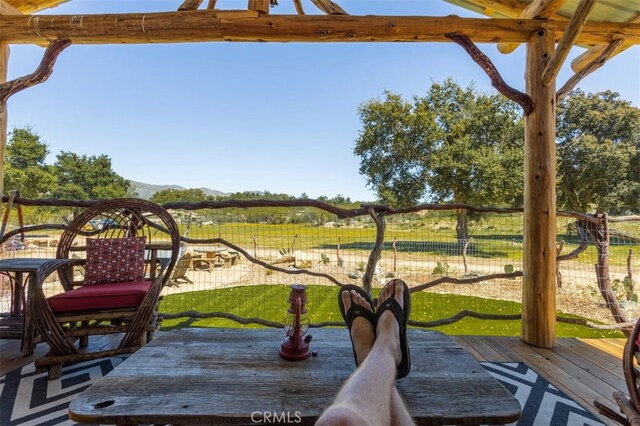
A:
[[354, 79, 524, 239]]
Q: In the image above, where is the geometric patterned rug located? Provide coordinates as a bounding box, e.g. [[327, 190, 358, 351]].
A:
[[0, 356, 128, 426], [0, 359, 607, 425], [481, 362, 606, 426]]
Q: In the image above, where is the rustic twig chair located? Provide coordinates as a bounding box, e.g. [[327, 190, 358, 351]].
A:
[[32, 198, 180, 379], [598, 320, 640, 425], [615, 321, 640, 425]]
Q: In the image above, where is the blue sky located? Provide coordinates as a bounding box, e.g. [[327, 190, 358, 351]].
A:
[[6, 0, 640, 201]]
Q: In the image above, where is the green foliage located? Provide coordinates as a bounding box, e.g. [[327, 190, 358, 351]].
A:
[[4, 127, 55, 198], [432, 259, 451, 275], [354, 79, 524, 239], [557, 90, 640, 213], [3, 127, 131, 202], [6, 128, 48, 168], [51, 152, 131, 200], [504, 264, 514, 274], [432, 252, 452, 275], [319, 253, 330, 265], [151, 188, 210, 204]]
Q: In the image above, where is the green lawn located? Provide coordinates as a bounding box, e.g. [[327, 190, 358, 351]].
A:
[[179, 214, 637, 267], [159, 284, 624, 338]]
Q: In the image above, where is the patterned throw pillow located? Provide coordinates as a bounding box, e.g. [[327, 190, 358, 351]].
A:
[[84, 237, 146, 285]]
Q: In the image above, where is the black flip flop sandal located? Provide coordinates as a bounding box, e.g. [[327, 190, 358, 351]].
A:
[[338, 284, 376, 366], [376, 279, 411, 379]]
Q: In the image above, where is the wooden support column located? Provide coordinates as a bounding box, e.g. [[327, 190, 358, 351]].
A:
[[0, 43, 8, 201], [522, 28, 557, 348]]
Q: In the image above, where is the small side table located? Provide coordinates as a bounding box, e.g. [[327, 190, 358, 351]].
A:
[[0, 258, 70, 356]]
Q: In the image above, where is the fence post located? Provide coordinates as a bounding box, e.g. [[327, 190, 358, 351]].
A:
[[363, 207, 385, 295], [589, 214, 629, 334]]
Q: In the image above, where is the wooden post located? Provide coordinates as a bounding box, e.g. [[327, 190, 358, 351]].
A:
[[522, 28, 557, 348], [0, 42, 8, 210]]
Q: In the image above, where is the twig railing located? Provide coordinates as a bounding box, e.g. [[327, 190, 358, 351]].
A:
[[1, 195, 638, 330]]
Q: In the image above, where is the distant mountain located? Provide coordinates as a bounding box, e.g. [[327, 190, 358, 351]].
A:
[[130, 180, 228, 200]]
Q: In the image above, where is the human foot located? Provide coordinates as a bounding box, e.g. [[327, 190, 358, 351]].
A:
[[339, 286, 376, 365], [376, 279, 411, 378]]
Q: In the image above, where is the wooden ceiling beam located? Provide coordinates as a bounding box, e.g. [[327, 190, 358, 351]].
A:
[[541, 0, 595, 86], [9, 0, 68, 14], [464, 0, 567, 20], [0, 0, 21, 15], [178, 0, 205, 11], [293, 0, 305, 15], [571, 14, 640, 73], [0, 12, 637, 45], [557, 38, 623, 100], [497, 0, 568, 53], [311, 0, 348, 15]]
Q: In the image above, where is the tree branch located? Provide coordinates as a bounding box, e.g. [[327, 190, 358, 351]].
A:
[[446, 32, 534, 115], [0, 38, 71, 107]]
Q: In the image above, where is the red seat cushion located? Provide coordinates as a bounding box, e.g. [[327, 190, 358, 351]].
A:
[[47, 280, 152, 313]]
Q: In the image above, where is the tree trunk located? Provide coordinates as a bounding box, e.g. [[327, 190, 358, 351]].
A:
[[455, 208, 469, 242]]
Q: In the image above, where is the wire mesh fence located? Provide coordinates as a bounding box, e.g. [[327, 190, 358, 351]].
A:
[[0, 198, 638, 334]]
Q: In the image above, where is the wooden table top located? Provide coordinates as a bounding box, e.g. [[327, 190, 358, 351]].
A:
[[69, 328, 521, 425], [0, 258, 70, 272]]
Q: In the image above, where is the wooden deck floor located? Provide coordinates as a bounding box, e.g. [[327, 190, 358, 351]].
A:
[[454, 335, 627, 425], [0, 333, 628, 425]]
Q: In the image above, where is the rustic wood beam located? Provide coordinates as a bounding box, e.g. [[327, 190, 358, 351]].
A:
[[0, 0, 21, 15], [571, 15, 640, 73], [0, 0, 19, 213], [293, 0, 305, 15], [465, 0, 568, 20], [1, 12, 637, 45], [0, 39, 71, 107], [9, 0, 68, 14], [497, 0, 568, 53], [178, 0, 204, 11], [522, 28, 557, 349], [557, 38, 623, 100], [541, 0, 595, 86], [206, 0, 217, 9], [0, 43, 7, 207], [310, 0, 347, 15], [463, 0, 526, 17], [446, 32, 533, 115], [248, 0, 270, 14]]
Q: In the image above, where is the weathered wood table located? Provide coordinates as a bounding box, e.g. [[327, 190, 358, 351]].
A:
[[69, 328, 521, 425], [0, 258, 70, 355]]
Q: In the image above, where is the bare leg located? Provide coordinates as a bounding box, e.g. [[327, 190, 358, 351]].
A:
[[391, 387, 415, 426], [316, 281, 415, 426], [380, 280, 415, 426]]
